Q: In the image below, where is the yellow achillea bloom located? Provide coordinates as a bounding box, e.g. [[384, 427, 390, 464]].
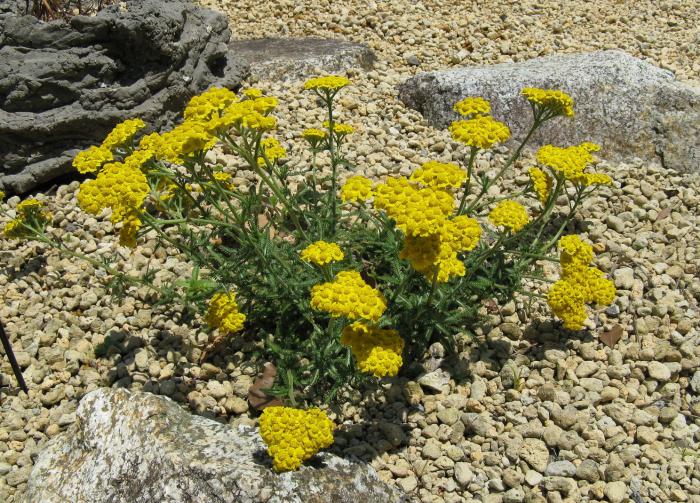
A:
[[340, 176, 373, 203], [242, 88, 263, 98], [101, 118, 146, 150], [123, 149, 155, 171], [118, 212, 142, 248], [258, 137, 287, 164], [147, 122, 218, 163], [536, 142, 610, 186], [488, 200, 530, 232], [323, 121, 354, 136], [300, 241, 344, 266], [241, 112, 277, 131], [259, 406, 334, 472], [303, 128, 326, 141], [449, 116, 510, 150], [205, 291, 246, 334], [17, 198, 43, 213], [304, 75, 350, 92], [0, 190, 4, 200], [72, 145, 114, 174], [340, 322, 404, 377], [77, 163, 150, 223], [453, 97, 491, 117], [443, 215, 482, 252], [3, 199, 52, 239], [252, 97, 278, 114], [184, 87, 238, 122], [548, 234, 616, 330], [528, 167, 553, 205], [522, 87, 574, 118], [310, 271, 387, 322], [410, 161, 467, 190]]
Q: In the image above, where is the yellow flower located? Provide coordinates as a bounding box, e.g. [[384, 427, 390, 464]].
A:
[[340, 322, 404, 377], [184, 87, 238, 122], [522, 87, 574, 118], [528, 167, 553, 205], [340, 176, 373, 203], [453, 97, 491, 117], [123, 149, 155, 171], [410, 161, 467, 190], [323, 121, 354, 136], [579, 172, 613, 186], [242, 88, 263, 98], [536, 143, 597, 181], [72, 145, 114, 174], [241, 112, 277, 131], [258, 137, 287, 165], [310, 271, 387, 322], [259, 406, 334, 472], [488, 200, 530, 232], [547, 280, 587, 330], [118, 211, 141, 248], [205, 291, 246, 334], [3, 219, 27, 239], [0, 190, 4, 201], [300, 241, 344, 266], [303, 128, 326, 141], [252, 97, 278, 114], [449, 116, 510, 149], [101, 118, 146, 150], [558, 235, 593, 271], [77, 162, 150, 223], [16, 198, 43, 214], [304, 75, 350, 92], [443, 215, 481, 252]]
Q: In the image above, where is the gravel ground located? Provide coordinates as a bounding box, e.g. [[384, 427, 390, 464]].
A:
[[2, 1, 700, 502]]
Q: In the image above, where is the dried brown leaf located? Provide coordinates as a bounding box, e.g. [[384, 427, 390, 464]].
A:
[[600, 324, 623, 348]]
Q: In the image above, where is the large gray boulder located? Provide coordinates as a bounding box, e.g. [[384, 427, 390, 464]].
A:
[[25, 388, 405, 503], [0, 0, 249, 194], [229, 38, 375, 82], [399, 50, 700, 173]]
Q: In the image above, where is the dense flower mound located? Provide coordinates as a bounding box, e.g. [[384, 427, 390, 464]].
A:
[[522, 87, 575, 117], [528, 167, 553, 205], [300, 241, 344, 265], [340, 176, 373, 203], [340, 322, 404, 377], [548, 235, 616, 330], [409, 161, 467, 189], [310, 271, 387, 322], [77, 163, 150, 223], [453, 97, 491, 118], [488, 200, 530, 232], [303, 75, 351, 92], [448, 116, 511, 149], [205, 291, 246, 334], [259, 406, 335, 472]]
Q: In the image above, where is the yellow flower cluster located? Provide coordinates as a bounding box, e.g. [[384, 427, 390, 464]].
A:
[[409, 161, 467, 189], [449, 116, 511, 149], [138, 122, 217, 164], [340, 176, 373, 203], [374, 177, 454, 237], [340, 322, 404, 377], [323, 121, 354, 136], [242, 88, 263, 98], [72, 145, 114, 174], [77, 162, 149, 223], [522, 87, 574, 117], [301, 241, 344, 266], [259, 406, 335, 472], [303, 128, 326, 141], [528, 167, 553, 205], [453, 97, 491, 117], [488, 200, 530, 232], [3, 198, 52, 239], [304, 75, 350, 92], [536, 143, 611, 186], [400, 215, 481, 282], [548, 235, 616, 330], [118, 212, 142, 248], [184, 87, 238, 122], [101, 118, 146, 150], [258, 137, 287, 165], [310, 271, 387, 322], [205, 291, 246, 334]]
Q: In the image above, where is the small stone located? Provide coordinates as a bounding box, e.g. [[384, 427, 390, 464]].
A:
[[6, 466, 31, 487], [576, 459, 600, 482], [604, 481, 627, 503], [397, 475, 418, 492], [690, 371, 700, 392], [636, 426, 658, 444], [41, 386, 65, 406], [417, 369, 450, 392], [659, 407, 679, 424], [422, 438, 442, 459], [520, 438, 549, 472], [454, 462, 474, 487], [537, 383, 557, 402], [403, 381, 423, 404], [461, 413, 497, 438], [46, 424, 61, 437], [545, 460, 576, 477], [134, 349, 149, 371], [223, 396, 248, 415], [647, 361, 672, 381], [405, 53, 421, 66], [437, 408, 460, 426], [606, 215, 625, 233], [0, 462, 10, 475], [503, 488, 525, 503], [613, 267, 635, 289], [575, 361, 598, 378], [524, 470, 543, 487], [543, 476, 577, 494], [57, 413, 77, 426], [378, 422, 406, 448]]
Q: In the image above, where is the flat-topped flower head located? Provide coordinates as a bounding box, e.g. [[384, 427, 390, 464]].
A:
[[310, 271, 387, 322], [77, 162, 150, 223], [205, 291, 246, 334], [488, 200, 530, 233], [323, 121, 354, 136], [259, 406, 335, 472], [3, 198, 52, 239], [341, 176, 373, 203], [301, 241, 344, 266], [528, 167, 553, 205], [258, 137, 287, 166], [536, 143, 610, 185], [410, 161, 467, 190], [304, 75, 351, 93], [101, 118, 146, 151], [184, 87, 238, 122], [449, 116, 510, 150], [453, 97, 491, 118], [73, 145, 114, 174], [522, 87, 574, 118], [547, 280, 587, 330], [340, 322, 404, 377], [242, 88, 263, 99]]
